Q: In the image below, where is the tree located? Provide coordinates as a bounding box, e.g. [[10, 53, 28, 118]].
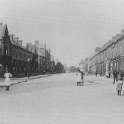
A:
[[55, 62, 65, 73]]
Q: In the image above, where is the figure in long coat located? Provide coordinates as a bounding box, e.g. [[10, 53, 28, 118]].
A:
[[76, 69, 84, 86], [4, 71, 12, 91], [113, 71, 118, 84]]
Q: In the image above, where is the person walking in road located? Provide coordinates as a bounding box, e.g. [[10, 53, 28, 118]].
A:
[[76, 69, 84, 86], [80, 70, 85, 84], [76, 69, 85, 86], [76, 70, 81, 86], [4, 70, 12, 91]]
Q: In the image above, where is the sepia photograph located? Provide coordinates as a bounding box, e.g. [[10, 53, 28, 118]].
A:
[[0, 0, 124, 123]]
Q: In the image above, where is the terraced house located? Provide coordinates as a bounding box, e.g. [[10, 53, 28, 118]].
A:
[[0, 23, 55, 77], [89, 30, 124, 77]]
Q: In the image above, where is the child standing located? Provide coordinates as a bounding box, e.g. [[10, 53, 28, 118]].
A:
[[116, 77, 123, 96]]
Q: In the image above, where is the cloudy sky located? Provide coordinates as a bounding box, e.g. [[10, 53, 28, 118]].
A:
[[0, 0, 124, 66]]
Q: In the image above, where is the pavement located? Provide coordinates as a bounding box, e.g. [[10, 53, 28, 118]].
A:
[[0, 74, 51, 86]]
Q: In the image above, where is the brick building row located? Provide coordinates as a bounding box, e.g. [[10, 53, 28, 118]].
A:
[[86, 30, 124, 77], [0, 23, 55, 77]]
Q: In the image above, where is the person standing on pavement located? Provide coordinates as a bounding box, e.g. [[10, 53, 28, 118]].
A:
[[4, 70, 12, 91], [113, 70, 118, 84], [116, 76, 123, 96]]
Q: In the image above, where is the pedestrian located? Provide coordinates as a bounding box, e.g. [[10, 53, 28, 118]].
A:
[[116, 76, 123, 96], [26, 72, 29, 82], [80, 70, 84, 83], [113, 71, 118, 84], [76, 69, 83, 86], [96, 72, 97, 77], [4, 70, 12, 91], [108, 71, 111, 78]]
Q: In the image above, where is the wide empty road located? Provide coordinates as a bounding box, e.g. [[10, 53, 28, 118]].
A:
[[0, 73, 124, 124]]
